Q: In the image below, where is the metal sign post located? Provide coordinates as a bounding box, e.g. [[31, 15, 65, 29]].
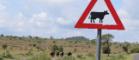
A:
[[75, 0, 125, 60], [96, 29, 102, 60]]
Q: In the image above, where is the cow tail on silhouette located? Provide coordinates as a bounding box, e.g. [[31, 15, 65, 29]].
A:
[[89, 10, 109, 23]]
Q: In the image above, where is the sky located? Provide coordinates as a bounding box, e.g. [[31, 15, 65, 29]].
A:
[[0, 0, 138, 42]]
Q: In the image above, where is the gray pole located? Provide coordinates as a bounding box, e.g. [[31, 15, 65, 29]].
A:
[[96, 29, 102, 60]]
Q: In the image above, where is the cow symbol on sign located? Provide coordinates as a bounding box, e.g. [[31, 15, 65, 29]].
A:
[[89, 10, 109, 23]]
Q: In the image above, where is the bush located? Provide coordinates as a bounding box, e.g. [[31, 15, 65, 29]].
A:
[[102, 46, 111, 56], [108, 54, 126, 60], [29, 53, 51, 60], [63, 56, 75, 60], [0, 57, 3, 60], [2, 50, 13, 59], [122, 46, 128, 53], [131, 47, 139, 53], [51, 45, 59, 52], [59, 46, 63, 52], [77, 54, 86, 60], [51, 45, 64, 52], [26, 49, 33, 55], [2, 53, 13, 59], [87, 53, 94, 57]]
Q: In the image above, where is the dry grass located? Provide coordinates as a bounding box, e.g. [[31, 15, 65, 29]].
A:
[[0, 39, 133, 60]]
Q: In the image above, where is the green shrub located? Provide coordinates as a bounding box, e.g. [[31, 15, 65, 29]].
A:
[[87, 53, 94, 57], [131, 47, 139, 53], [63, 56, 75, 60], [29, 53, 51, 60], [2, 50, 13, 59], [77, 54, 86, 60], [102, 46, 111, 56], [108, 54, 126, 60], [0, 57, 3, 60], [51, 45, 59, 52], [59, 46, 64, 52], [117, 54, 125, 60], [51, 45, 64, 52], [26, 49, 33, 55]]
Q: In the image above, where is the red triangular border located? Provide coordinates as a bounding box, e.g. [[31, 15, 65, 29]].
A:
[[75, 0, 125, 30]]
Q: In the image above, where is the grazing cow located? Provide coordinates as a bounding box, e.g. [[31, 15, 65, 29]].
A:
[[60, 52, 64, 57], [67, 52, 72, 56], [50, 52, 55, 57], [56, 52, 60, 56], [89, 10, 109, 23]]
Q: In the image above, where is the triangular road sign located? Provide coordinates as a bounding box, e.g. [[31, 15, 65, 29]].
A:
[[75, 0, 125, 30]]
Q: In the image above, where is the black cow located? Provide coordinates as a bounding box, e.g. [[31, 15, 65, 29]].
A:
[[56, 52, 60, 56], [50, 52, 55, 57], [89, 10, 109, 23], [60, 52, 64, 57], [67, 52, 72, 56]]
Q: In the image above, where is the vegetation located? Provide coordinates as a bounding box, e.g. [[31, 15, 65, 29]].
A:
[[102, 34, 114, 56], [0, 34, 136, 60], [131, 47, 139, 53], [122, 42, 130, 54], [65, 36, 89, 41]]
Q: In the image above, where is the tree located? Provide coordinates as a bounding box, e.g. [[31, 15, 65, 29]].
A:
[[51, 45, 64, 57], [28, 35, 33, 39], [122, 42, 130, 54], [50, 36, 54, 40], [102, 34, 114, 44], [51, 45, 59, 52], [59, 46, 64, 52], [2, 44, 13, 58], [2, 44, 8, 57], [101, 34, 114, 56], [2, 44, 8, 50], [0, 34, 4, 37]]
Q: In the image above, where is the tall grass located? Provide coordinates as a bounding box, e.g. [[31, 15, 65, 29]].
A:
[[63, 56, 76, 60], [29, 53, 51, 60]]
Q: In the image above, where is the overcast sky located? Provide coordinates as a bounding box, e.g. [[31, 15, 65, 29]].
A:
[[0, 0, 138, 42]]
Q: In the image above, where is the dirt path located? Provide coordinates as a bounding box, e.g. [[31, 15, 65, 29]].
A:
[[134, 53, 139, 60]]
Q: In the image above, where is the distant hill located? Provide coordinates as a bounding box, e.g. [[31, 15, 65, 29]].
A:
[[0, 34, 90, 41], [65, 36, 89, 40]]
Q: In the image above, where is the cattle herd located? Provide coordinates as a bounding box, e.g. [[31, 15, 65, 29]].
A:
[[50, 52, 72, 57]]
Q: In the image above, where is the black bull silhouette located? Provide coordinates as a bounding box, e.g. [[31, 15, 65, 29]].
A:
[[89, 11, 109, 23]]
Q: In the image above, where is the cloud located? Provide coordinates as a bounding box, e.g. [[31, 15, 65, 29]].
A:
[[33, 0, 74, 5], [110, 0, 139, 42], [0, 0, 138, 42], [119, 0, 139, 31], [0, 4, 6, 10]]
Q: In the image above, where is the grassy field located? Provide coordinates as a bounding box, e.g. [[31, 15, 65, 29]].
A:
[[0, 35, 136, 60], [0, 50, 132, 60]]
